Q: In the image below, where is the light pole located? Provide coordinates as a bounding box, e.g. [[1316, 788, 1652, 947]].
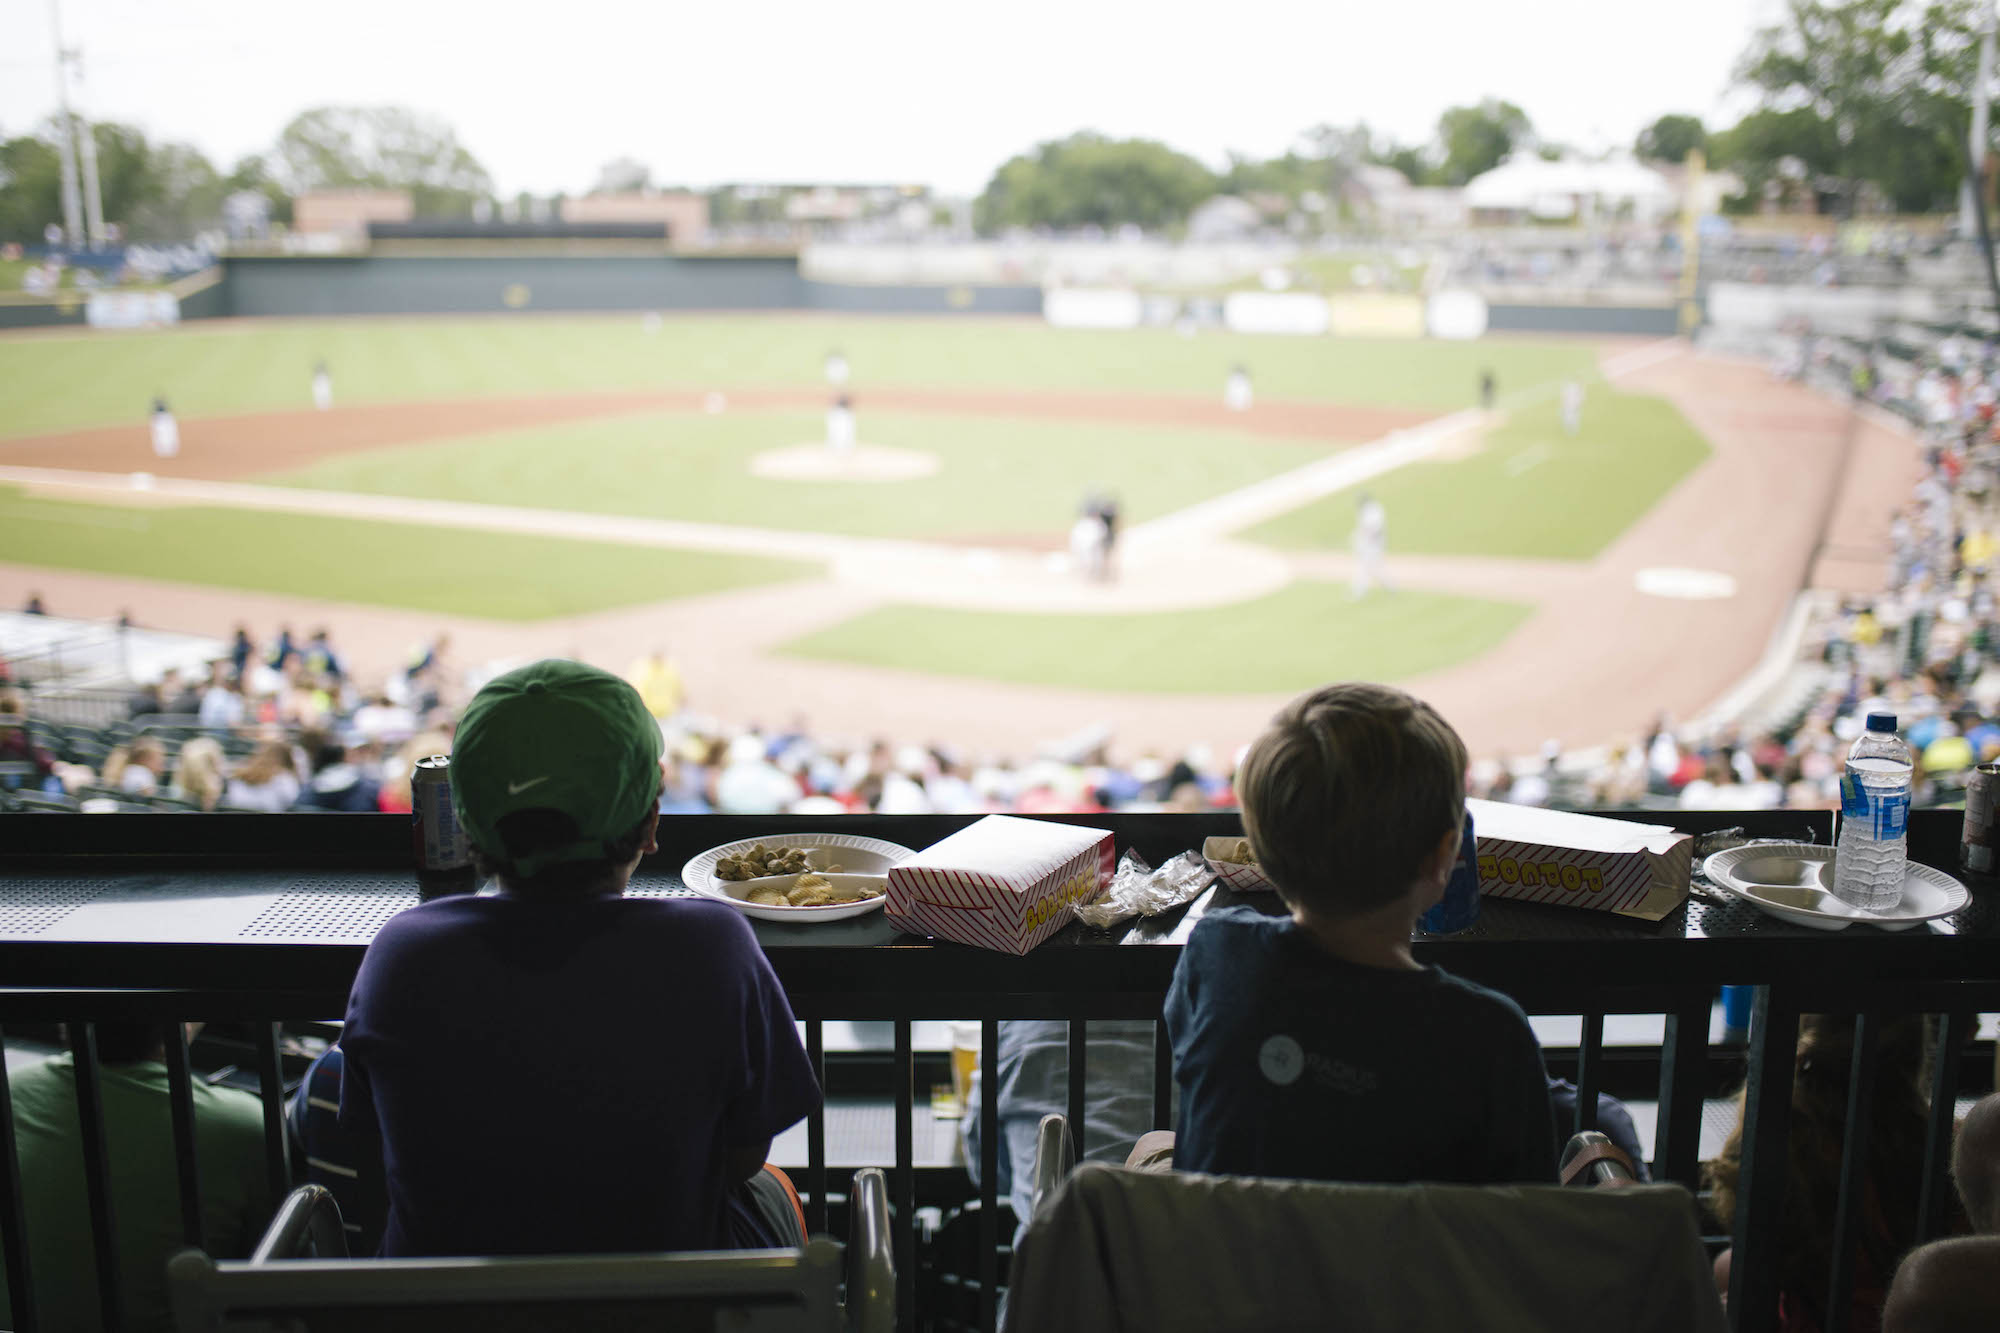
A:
[[74, 55, 106, 250], [1965, 1, 1997, 241], [47, 0, 84, 248]]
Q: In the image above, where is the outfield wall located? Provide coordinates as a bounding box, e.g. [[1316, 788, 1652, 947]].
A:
[[209, 255, 1044, 319], [224, 255, 807, 316], [1484, 302, 1678, 336]]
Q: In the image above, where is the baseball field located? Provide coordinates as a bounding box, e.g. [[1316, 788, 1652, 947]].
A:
[[0, 314, 1881, 757]]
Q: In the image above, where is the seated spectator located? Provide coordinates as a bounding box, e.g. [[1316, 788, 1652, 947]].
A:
[[110, 737, 169, 796], [265, 625, 297, 673], [1881, 1092, 2000, 1332], [0, 687, 85, 793], [223, 740, 302, 813], [1164, 681, 1556, 1185], [1707, 1014, 1940, 1333], [292, 739, 380, 813], [626, 647, 685, 719], [197, 665, 244, 731], [159, 671, 202, 718], [168, 737, 226, 812], [302, 627, 343, 683], [0, 1022, 269, 1331], [1881, 1236, 2000, 1332], [338, 660, 818, 1256], [286, 1044, 381, 1256], [374, 732, 452, 814], [228, 625, 254, 678]]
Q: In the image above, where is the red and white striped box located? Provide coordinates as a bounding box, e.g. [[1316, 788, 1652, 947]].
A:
[[886, 815, 1116, 955], [1467, 798, 1692, 921]]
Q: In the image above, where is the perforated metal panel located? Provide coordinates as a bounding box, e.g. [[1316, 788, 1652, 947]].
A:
[[1688, 897, 1776, 936], [0, 877, 117, 936], [625, 872, 700, 901], [239, 876, 421, 941]]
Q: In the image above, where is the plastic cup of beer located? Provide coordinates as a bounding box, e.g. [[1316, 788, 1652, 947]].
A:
[[950, 1023, 980, 1111]]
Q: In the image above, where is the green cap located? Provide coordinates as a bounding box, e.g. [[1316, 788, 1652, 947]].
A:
[[451, 659, 663, 876]]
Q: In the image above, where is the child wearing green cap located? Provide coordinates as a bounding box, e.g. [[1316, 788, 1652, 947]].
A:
[[338, 659, 820, 1256]]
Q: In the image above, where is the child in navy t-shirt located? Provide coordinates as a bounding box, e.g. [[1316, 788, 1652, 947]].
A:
[[340, 661, 818, 1255], [1165, 682, 1556, 1186]]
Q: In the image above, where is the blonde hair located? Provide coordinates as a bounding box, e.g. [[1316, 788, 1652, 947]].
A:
[[235, 739, 295, 787], [171, 738, 227, 811], [1236, 682, 1466, 916]]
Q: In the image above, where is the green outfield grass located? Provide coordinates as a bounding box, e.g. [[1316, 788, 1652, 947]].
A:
[[265, 409, 1333, 539], [1242, 387, 1709, 561], [0, 315, 1606, 437], [0, 486, 813, 620], [778, 582, 1532, 693]]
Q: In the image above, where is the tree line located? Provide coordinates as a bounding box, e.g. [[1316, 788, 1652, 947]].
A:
[[0, 0, 1988, 244], [978, 0, 1994, 230], [0, 106, 492, 245]]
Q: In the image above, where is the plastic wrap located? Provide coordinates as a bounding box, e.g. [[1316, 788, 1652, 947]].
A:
[[1074, 849, 1216, 928]]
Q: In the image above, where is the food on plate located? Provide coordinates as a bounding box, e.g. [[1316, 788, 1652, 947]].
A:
[[784, 872, 884, 907], [745, 885, 789, 906], [715, 843, 814, 881], [1222, 838, 1258, 865], [786, 873, 838, 907]]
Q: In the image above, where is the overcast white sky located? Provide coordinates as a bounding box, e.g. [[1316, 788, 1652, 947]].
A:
[[2, 0, 1780, 198]]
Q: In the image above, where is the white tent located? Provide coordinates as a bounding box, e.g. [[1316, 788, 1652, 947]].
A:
[[1463, 154, 1677, 222]]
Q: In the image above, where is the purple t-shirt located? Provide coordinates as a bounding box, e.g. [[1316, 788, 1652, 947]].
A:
[[340, 893, 818, 1256]]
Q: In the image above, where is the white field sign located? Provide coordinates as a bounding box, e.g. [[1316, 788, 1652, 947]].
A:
[[86, 290, 179, 328], [1223, 291, 1330, 335], [1043, 288, 1144, 330]]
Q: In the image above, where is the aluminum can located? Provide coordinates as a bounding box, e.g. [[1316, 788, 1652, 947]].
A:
[[412, 755, 471, 872], [1420, 808, 1481, 934], [1961, 762, 2000, 876]]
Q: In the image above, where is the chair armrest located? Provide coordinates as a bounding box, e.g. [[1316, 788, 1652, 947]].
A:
[[1031, 1114, 1075, 1222], [846, 1168, 894, 1333], [251, 1184, 350, 1262], [1559, 1131, 1638, 1188]]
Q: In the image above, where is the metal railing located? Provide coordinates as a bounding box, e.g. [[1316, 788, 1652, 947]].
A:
[[0, 809, 1994, 1333]]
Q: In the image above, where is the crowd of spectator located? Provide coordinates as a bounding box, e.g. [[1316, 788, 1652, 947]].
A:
[[1475, 320, 2000, 817], [2, 617, 1246, 819]]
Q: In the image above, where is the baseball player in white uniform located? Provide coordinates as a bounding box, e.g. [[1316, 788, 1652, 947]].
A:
[[1560, 381, 1584, 435], [312, 361, 333, 412], [825, 349, 850, 388], [825, 394, 856, 454], [1352, 492, 1388, 597], [1224, 364, 1253, 413], [149, 397, 180, 459]]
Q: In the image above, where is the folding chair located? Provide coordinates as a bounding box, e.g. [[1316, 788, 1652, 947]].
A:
[[1007, 1114, 1722, 1333], [169, 1170, 895, 1333]]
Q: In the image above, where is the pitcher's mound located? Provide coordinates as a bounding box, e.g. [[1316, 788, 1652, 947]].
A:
[[751, 443, 939, 482]]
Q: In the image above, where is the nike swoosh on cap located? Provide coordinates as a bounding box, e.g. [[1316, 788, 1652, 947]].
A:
[[507, 776, 551, 796]]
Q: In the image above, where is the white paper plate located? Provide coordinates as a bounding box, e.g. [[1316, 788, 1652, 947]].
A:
[[682, 833, 916, 923], [1203, 836, 1276, 893], [1704, 843, 1968, 931]]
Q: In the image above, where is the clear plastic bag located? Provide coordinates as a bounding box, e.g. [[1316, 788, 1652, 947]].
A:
[[1074, 848, 1217, 928]]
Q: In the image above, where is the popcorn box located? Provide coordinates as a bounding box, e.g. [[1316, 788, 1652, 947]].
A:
[[1468, 798, 1692, 921], [887, 815, 1116, 954]]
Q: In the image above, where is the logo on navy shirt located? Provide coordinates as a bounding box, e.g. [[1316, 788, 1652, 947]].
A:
[[1258, 1034, 1304, 1086]]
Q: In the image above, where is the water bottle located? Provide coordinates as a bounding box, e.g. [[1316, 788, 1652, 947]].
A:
[[1833, 712, 1913, 911], [1420, 808, 1480, 934]]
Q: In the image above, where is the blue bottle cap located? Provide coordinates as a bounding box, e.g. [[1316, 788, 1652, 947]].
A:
[[1865, 712, 1897, 732]]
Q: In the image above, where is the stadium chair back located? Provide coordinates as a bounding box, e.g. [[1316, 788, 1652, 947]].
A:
[[1007, 1117, 1721, 1333], [169, 1172, 895, 1333]]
